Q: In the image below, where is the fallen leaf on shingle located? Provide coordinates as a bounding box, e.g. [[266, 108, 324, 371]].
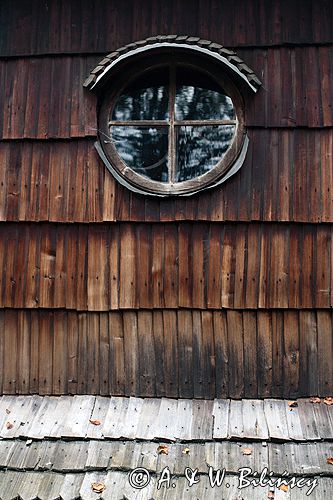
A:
[[89, 419, 101, 426], [327, 457, 333, 465], [241, 447, 252, 456], [324, 397, 333, 406], [279, 484, 289, 492], [267, 492, 275, 499], [182, 448, 190, 455], [157, 444, 169, 455], [288, 401, 298, 408], [6, 422, 13, 430], [310, 397, 321, 404], [5, 409, 10, 414], [91, 482, 106, 493]]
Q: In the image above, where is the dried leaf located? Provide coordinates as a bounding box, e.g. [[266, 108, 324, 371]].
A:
[[91, 482, 106, 493], [327, 457, 333, 465], [310, 397, 321, 404], [89, 419, 101, 426], [324, 397, 333, 406], [241, 447, 252, 456], [182, 447, 190, 455], [5, 408, 10, 414], [6, 422, 13, 430], [267, 492, 275, 499], [157, 444, 169, 455], [288, 400, 298, 408], [279, 484, 289, 492]]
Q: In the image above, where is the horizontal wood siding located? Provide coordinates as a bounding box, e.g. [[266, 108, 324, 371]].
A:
[[1, 48, 333, 139], [0, 129, 332, 223], [0, 0, 332, 399], [0, 0, 332, 57], [0, 308, 331, 399], [0, 222, 332, 310]]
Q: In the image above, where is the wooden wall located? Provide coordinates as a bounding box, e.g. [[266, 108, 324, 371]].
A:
[[0, 0, 332, 398]]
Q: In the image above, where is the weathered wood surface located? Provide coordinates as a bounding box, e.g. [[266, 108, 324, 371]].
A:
[[0, 130, 333, 223], [0, 396, 332, 442], [0, 223, 333, 311], [0, 309, 332, 398], [0, 0, 332, 58], [1, 49, 333, 139], [1, 439, 333, 475], [0, 448, 332, 498]]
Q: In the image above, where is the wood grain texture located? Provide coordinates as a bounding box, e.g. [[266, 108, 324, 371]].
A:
[[1, 48, 333, 139], [0, 309, 331, 398], [0, 0, 332, 57], [0, 222, 332, 311], [1, 130, 333, 223]]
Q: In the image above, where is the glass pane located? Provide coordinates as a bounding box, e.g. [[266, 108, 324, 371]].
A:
[[176, 125, 235, 182], [112, 67, 169, 121], [111, 126, 169, 182], [175, 67, 235, 121]]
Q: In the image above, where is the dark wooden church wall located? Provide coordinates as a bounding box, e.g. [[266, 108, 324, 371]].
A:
[[0, 0, 332, 398]]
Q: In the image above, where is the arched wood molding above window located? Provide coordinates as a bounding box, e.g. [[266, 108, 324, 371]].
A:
[[84, 35, 261, 93], [84, 36, 261, 197]]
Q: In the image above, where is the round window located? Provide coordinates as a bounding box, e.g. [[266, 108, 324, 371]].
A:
[[97, 49, 248, 196]]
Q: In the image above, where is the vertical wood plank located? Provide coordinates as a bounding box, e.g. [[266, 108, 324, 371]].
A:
[[213, 311, 229, 398], [137, 224, 152, 308], [29, 311, 39, 394], [17, 311, 30, 394], [163, 224, 178, 308], [226, 310, 244, 398], [152, 311, 165, 397], [77, 313, 88, 394], [152, 225, 164, 308], [177, 310, 193, 398], [271, 311, 284, 398], [52, 311, 68, 395], [109, 312, 125, 396], [119, 224, 136, 308], [221, 225, 235, 308], [178, 223, 192, 308], [243, 312, 258, 398], [3, 310, 18, 394], [207, 225, 222, 308], [299, 311, 318, 396], [38, 311, 53, 395], [283, 311, 300, 398], [138, 311, 156, 397], [123, 312, 139, 396], [87, 313, 100, 394], [162, 310, 178, 398], [201, 311, 215, 399], [109, 225, 119, 310], [257, 311, 273, 398], [87, 225, 109, 311], [317, 311, 333, 396], [67, 311, 79, 394], [99, 312, 110, 395]]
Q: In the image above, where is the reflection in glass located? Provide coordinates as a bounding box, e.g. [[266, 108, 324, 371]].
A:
[[176, 125, 235, 182], [111, 126, 169, 182], [112, 67, 169, 121], [175, 86, 235, 121], [175, 66, 235, 121]]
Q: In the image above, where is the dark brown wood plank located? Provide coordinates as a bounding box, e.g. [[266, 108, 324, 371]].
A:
[[226, 311, 244, 398], [177, 311, 193, 398], [283, 311, 300, 398]]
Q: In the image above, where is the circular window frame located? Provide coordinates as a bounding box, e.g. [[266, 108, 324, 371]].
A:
[[98, 51, 245, 196], [85, 37, 262, 197]]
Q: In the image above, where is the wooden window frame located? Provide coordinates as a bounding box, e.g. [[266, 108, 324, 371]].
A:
[[98, 50, 246, 196]]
